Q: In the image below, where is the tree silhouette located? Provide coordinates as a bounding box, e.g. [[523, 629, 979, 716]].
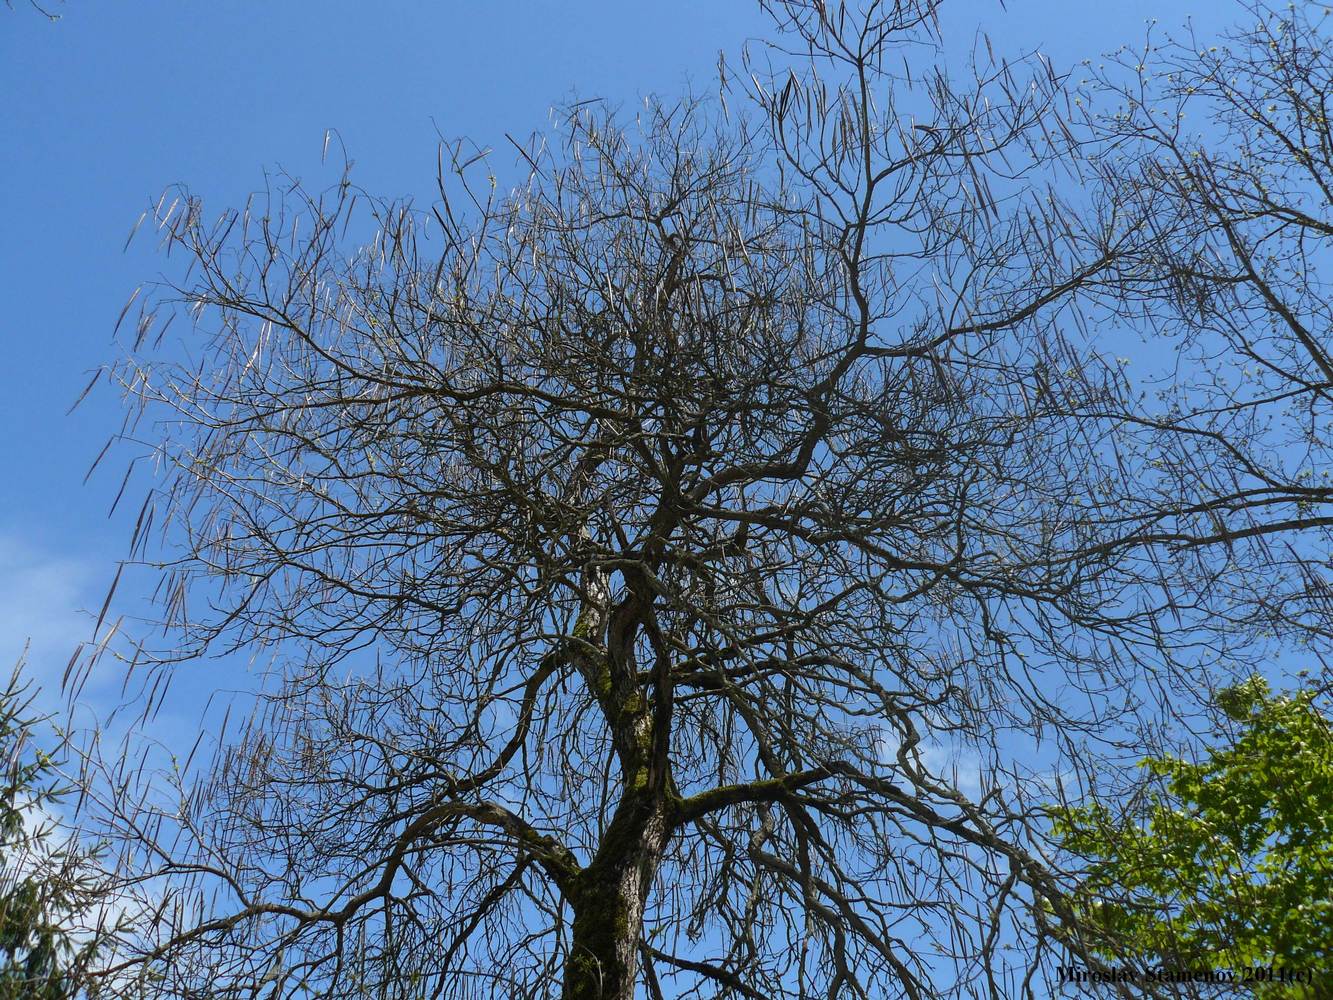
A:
[[69, 2, 1333, 998]]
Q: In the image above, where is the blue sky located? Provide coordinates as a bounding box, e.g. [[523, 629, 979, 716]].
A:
[[2, 1, 781, 704], [1, 0, 1242, 733], [0, 2, 1238, 701], [2, 2, 1269, 995]]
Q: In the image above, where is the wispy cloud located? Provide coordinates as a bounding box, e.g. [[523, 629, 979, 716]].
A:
[[0, 532, 159, 962], [0, 533, 95, 699], [878, 728, 986, 798]]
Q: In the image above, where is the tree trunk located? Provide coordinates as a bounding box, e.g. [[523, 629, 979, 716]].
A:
[[560, 566, 674, 998], [561, 789, 669, 1000]]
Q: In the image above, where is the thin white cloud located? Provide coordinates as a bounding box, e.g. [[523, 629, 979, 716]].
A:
[[4, 790, 153, 975], [879, 728, 985, 798], [0, 532, 94, 697], [0, 533, 162, 981]]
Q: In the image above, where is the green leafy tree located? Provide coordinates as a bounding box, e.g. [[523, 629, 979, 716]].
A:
[[0, 668, 115, 1000], [1051, 677, 1333, 997]]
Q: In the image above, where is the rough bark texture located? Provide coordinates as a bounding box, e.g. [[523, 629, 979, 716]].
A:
[[560, 567, 673, 999], [561, 797, 668, 999]]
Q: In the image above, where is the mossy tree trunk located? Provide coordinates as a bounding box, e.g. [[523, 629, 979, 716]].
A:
[[560, 791, 669, 999], [559, 567, 675, 999]]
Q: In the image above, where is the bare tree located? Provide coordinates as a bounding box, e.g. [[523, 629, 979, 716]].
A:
[[1069, 0, 1333, 658], [1003, 2, 1333, 987], [69, 2, 1321, 998]]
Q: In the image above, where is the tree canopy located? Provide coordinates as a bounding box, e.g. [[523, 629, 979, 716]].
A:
[[60, 1, 1333, 998]]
